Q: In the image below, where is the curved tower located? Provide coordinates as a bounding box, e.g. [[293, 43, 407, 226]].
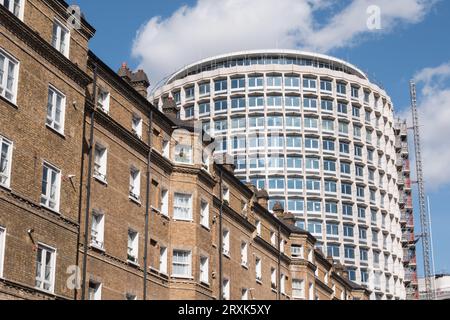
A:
[[152, 50, 406, 299]]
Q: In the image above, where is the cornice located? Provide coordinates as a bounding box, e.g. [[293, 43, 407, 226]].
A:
[[315, 278, 334, 294], [0, 186, 79, 230], [214, 164, 254, 198], [0, 278, 69, 300], [254, 236, 290, 264], [213, 197, 255, 233], [91, 103, 150, 157], [87, 52, 175, 134], [0, 5, 92, 88], [252, 203, 292, 235], [43, 0, 96, 40]]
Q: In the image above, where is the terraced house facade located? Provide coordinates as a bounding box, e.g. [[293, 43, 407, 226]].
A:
[[0, 0, 370, 300]]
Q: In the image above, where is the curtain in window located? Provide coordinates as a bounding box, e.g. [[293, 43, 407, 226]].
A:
[[174, 194, 191, 220], [0, 142, 9, 175], [173, 251, 189, 276]]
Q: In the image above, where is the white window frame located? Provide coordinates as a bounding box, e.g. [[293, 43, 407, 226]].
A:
[[132, 114, 143, 139], [241, 241, 248, 267], [241, 288, 249, 300], [292, 279, 305, 299], [162, 139, 170, 158], [159, 246, 168, 274], [0, 0, 25, 20], [97, 88, 110, 114], [222, 185, 230, 203], [270, 231, 276, 246], [291, 245, 303, 259], [93, 144, 107, 183], [222, 229, 230, 256], [0, 226, 5, 278], [40, 162, 61, 212], [0, 136, 13, 188], [173, 193, 193, 221], [129, 167, 141, 203], [200, 200, 209, 229], [199, 256, 209, 284], [280, 273, 286, 295], [271, 267, 277, 289], [127, 229, 139, 264], [0, 48, 20, 104], [223, 278, 230, 300], [35, 243, 56, 293], [51, 19, 70, 58], [174, 144, 193, 164], [256, 220, 261, 236], [160, 188, 169, 216], [46, 85, 66, 134], [88, 281, 102, 300], [172, 249, 192, 279], [126, 293, 137, 301], [255, 257, 262, 282], [91, 210, 105, 250], [309, 282, 314, 300]]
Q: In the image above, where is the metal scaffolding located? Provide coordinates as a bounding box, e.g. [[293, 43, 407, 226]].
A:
[[409, 81, 435, 300]]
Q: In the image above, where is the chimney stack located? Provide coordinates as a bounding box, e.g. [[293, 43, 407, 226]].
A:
[[118, 63, 150, 97], [255, 189, 269, 210], [272, 201, 284, 218]]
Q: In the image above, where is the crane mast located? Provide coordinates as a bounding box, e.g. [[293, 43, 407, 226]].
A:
[[409, 81, 435, 300]]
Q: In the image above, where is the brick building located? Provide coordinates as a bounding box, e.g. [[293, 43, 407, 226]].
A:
[[0, 0, 370, 300]]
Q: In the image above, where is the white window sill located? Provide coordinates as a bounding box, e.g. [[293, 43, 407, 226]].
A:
[[173, 218, 194, 223], [40, 203, 60, 215], [127, 260, 140, 268], [35, 287, 56, 297], [200, 280, 210, 286], [0, 183, 11, 191], [98, 108, 110, 115], [93, 175, 108, 185], [171, 275, 194, 280], [256, 279, 263, 285], [129, 196, 142, 206], [151, 206, 161, 213], [241, 263, 248, 270], [201, 224, 210, 231], [90, 243, 105, 252], [45, 124, 65, 138], [174, 161, 193, 165]]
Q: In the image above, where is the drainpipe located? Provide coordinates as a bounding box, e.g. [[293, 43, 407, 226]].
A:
[[74, 86, 89, 300], [81, 62, 98, 300], [219, 169, 223, 301], [143, 110, 153, 300], [277, 224, 281, 301]]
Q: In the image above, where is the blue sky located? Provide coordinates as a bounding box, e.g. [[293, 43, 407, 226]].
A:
[[70, 0, 450, 276]]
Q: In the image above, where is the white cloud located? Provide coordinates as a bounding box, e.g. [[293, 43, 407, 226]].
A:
[[131, 0, 437, 85], [399, 62, 450, 190]]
